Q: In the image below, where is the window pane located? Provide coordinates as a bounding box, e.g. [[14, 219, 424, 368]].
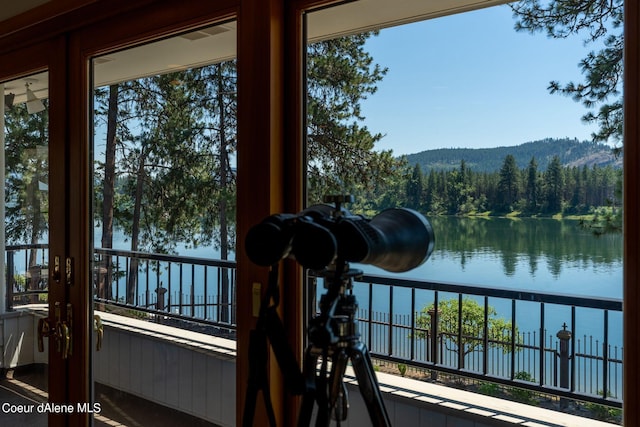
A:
[[91, 22, 237, 426], [305, 1, 623, 418]]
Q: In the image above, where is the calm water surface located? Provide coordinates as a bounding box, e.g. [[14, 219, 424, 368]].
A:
[[359, 216, 622, 299], [351, 216, 623, 350]]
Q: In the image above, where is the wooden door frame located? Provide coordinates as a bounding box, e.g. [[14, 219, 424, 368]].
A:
[[2, 0, 633, 426], [0, 37, 69, 426], [624, 1, 639, 425], [66, 1, 240, 425]]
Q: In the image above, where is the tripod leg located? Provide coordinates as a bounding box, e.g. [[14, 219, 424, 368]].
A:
[[349, 342, 392, 427], [328, 348, 349, 422], [297, 345, 319, 427]]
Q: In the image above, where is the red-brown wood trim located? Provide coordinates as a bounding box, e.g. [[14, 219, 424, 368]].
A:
[[70, 0, 237, 60], [47, 35, 72, 427], [236, 0, 287, 424], [65, 29, 93, 426], [623, 0, 639, 423], [0, 0, 156, 54], [282, 1, 307, 424], [64, 2, 241, 425], [0, 0, 97, 38]]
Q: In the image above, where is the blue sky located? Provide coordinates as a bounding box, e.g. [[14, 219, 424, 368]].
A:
[[360, 5, 604, 156]]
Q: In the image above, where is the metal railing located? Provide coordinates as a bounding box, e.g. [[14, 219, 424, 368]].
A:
[[93, 248, 237, 333], [307, 272, 623, 409], [5, 246, 623, 409], [5, 244, 49, 307]]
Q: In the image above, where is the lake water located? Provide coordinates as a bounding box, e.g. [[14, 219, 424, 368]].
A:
[[144, 215, 622, 298], [96, 216, 624, 394], [102, 215, 623, 347], [360, 216, 623, 299], [350, 216, 623, 344]]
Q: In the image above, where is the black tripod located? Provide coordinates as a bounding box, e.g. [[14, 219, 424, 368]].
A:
[[297, 262, 392, 427]]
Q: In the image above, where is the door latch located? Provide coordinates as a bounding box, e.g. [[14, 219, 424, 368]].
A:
[[94, 315, 103, 351], [37, 302, 73, 359], [53, 256, 61, 283]]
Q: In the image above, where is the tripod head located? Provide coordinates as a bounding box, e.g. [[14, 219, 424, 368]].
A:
[[307, 261, 362, 350]]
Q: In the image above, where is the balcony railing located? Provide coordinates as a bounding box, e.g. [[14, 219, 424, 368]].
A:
[[308, 273, 623, 409], [92, 248, 237, 333], [6, 243, 49, 306], [5, 245, 622, 411]]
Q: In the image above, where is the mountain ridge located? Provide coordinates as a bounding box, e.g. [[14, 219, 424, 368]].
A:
[[404, 138, 621, 173]]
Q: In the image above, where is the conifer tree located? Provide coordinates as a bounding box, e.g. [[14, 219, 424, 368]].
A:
[[306, 33, 402, 204], [544, 156, 564, 213], [511, 0, 624, 143], [498, 155, 520, 211], [525, 157, 539, 212]]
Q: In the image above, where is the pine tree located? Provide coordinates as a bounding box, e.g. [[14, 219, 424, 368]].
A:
[[498, 155, 520, 211], [306, 33, 403, 203], [544, 156, 564, 213], [405, 163, 424, 210], [524, 157, 539, 212], [4, 100, 49, 270], [511, 0, 624, 143]]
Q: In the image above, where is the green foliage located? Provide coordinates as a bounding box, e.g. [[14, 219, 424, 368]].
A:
[[510, 371, 537, 404], [582, 390, 622, 421], [415, 297, 519, 366], [498, 155, 520, 212], [306, 33, 404, 204], [405, 138, 617, 173], [4, 102, 49, 246], [94, 33, 405, 256], [511, 0, 624, 143], [397, 363, 407, 377], [94, 64, 238, 255], [13, 274, 26, 287], [477, 381, 500, 396], [380, 150, 621, 217], [581, 206, 622, 234], [543, 156, 564, 213]]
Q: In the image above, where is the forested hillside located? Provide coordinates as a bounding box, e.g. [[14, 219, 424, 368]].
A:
[[405, 138, 621, 173], [356, 153, 621, 219]]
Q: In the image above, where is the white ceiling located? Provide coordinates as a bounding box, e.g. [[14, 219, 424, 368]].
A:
[[1, 0, 510, 103], [307, 0, 511, 41], [0, 0, 49, 23]]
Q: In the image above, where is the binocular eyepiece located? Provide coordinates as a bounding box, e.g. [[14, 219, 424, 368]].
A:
[[245, 197, 435, 273]]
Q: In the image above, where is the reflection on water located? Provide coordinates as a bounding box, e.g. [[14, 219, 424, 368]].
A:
[[101, 217, 622, 299], [361, 216, 623, 298]]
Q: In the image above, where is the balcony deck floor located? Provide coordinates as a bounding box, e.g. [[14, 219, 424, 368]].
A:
[[0, 365, 221, 427]]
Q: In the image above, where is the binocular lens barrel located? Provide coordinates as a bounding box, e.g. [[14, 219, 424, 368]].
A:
[[245, 206, 435, 273]]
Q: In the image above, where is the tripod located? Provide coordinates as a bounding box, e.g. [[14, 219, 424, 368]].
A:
[[297, 263, 392, 427]]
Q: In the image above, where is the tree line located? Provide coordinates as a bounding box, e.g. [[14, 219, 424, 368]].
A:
[[357, 154, 622, 218]]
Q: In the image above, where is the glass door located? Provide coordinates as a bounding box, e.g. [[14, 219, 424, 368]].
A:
[[0, 71, 51, 426], [89, 21, 238, 426], [0, 34, 72, 426]]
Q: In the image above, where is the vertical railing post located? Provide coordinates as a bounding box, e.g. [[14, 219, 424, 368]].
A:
[[428, 302, 440, 380], [306, 275, 317, 324], [483, 295, 489, 375], [5, 250, 14, 311], [539, 303, 545, 387], [557, 322, 572, 409], [458, 294, 464, 370], [367, 282, 373, 349], [155, 283, 167, 311], [603, 309, 609, 401], [410, 287, 416, 361], [388, 285, 394, 356]]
